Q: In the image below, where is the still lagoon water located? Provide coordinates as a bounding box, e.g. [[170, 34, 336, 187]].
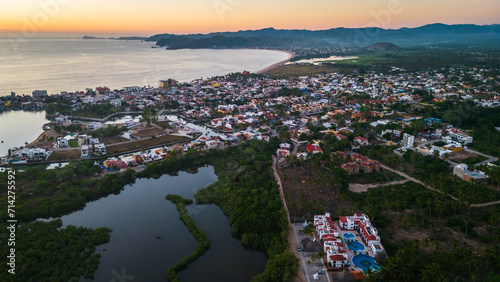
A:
[[0, 110, 49, 157], [48, 166, 267, 281]]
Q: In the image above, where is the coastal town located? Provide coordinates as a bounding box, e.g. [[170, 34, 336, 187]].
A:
[[4, 0, 500, 279], [1, 65, 500, 281], [1, 66, 499, 170]]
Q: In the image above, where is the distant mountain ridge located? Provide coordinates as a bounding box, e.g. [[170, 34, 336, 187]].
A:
[[368, 42, 400, 51], [147, 23, 500, 49]]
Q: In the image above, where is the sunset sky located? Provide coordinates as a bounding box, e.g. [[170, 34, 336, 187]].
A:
[[1, 0, 499, 35]]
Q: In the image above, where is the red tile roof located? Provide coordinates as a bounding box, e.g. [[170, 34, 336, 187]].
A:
[[330, 255, 347, 261]]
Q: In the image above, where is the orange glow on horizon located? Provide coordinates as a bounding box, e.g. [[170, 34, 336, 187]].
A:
[[1, 0, 499, 35]]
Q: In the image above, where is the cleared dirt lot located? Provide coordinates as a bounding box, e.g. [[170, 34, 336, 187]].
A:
[[445, 149, 486, 163]]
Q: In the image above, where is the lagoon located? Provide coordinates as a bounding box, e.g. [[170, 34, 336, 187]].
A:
[[49, 166, 267, 281], [0, 111, 49, 157]]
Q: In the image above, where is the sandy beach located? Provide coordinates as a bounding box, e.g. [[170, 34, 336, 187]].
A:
[[257, 51, 296, 74]]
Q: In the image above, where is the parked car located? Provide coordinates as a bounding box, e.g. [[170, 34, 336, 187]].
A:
[[315, 262, 323, 266], [317, 270, 325, 275]]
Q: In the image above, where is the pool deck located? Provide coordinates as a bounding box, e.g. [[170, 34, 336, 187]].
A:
[[319, 221, 380, 273]]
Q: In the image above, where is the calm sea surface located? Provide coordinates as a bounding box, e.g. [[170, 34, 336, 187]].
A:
[[1, 37, 274, 280], [0, 37, 288, 154], [0, 38, 289, 96]]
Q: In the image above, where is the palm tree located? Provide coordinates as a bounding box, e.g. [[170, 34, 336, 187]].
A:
[[425, 263, 445, 282], [462, 216, 470, 236], [419, 265, 433, 282]]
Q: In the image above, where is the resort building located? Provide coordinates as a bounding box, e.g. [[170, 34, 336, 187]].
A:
[[315, 212, 340, 238], [314, 212, 385, 271], [338, 214, 384, 254], [314, 213, 351, 267]]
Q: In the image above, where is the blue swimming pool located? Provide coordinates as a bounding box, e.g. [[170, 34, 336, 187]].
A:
[[346, 241, 365, 252], [343, 232, 355, 239], [352, 254, 379, 272]]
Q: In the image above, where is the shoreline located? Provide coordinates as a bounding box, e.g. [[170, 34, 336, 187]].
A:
[[257, 51, 296, 74], [0, 47, 294, 96]]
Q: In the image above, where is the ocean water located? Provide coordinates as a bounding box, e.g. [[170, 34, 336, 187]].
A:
[[0, 37, 290, 96]]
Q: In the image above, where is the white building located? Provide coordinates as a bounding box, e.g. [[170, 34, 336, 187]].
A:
[[55, 115, 69, 123], [81, 143, 106, 157], [402, 133, 415, 148], [338, 214, 384, 254], [81, 145, 89, 157], [121, 130, 135, 140], [87, 122, 103, 131], [16, 148, 50, 161], [57, 138, 69, 148], [206, 140, 219, 149], [453, 163, 488, 182], [110, 99, 122, 107], [95, 143, 106, 155], [32, 90, 48, 97], [448, 133, 473, 145]]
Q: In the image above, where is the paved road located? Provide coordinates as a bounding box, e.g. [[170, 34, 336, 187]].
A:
[[463, 147, 498, 165], [291, 224, 311, 282]]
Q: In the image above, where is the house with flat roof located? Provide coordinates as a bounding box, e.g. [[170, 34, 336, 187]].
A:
[[453, 163, 488, 182], [57, 137, 69, 148], [16, 148, 50, 161]]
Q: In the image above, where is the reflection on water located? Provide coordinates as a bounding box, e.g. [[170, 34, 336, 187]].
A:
[[48, 166, 266, 281], [0, 111, 50, 157]]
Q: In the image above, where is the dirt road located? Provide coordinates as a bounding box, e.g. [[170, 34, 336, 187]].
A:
[[380, 164, 500, 208], [272, 156, 307, 282]]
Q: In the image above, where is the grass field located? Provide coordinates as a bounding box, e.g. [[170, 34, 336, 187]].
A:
[[268, 48, 500, 76], [47, 135, 189, 161], [106, 135, 188, 154], [265, 64, 339, 77], [68, 140, 79, 148]]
